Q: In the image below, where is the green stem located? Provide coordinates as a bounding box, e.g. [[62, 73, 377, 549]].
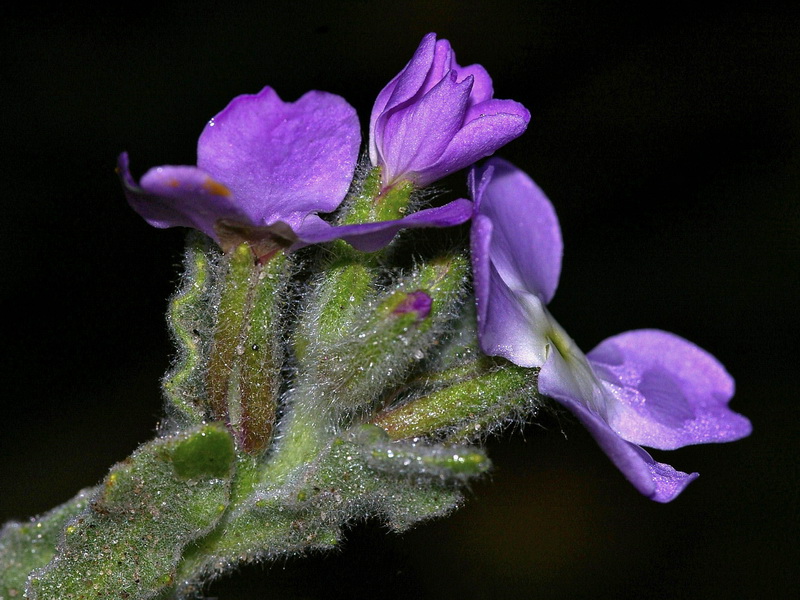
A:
[[259, 393, 332, 488], [206, 244, 255, 422], [373, 365, 538, 441], [237, 254, 287, 453], [0, 488, 97, 598], [166, 394, 334, 597], [205, 245, 287, 454]]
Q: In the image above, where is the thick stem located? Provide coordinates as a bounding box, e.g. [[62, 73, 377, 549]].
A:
[[205, 245, 287, 454], [206, 244, 256, 422]]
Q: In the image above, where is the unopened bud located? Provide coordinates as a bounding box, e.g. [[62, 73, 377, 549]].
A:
[[392, 290, 432, 320]]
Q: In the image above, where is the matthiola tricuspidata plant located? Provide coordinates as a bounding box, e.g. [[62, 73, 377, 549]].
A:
[[1, 33, 750, 600]]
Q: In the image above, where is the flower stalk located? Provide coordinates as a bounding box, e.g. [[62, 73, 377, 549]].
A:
[[373, 361, 536, 441]]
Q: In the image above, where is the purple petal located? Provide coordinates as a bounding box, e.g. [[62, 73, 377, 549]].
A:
[[454, 62, 494, 104], [372, 36, 454, 126], [295, 198, 473, 253], [369, 33, 440, 165], [424, 39, 456, 94], [377, 72, 473, 185], [118, 153, 247, 240], [369, 33, 529, 187], [540, 358, 699, 502], [197, 87, 360, 231], [463, 97, 530, 127], [370, 34, 437, 126], [416, 102, 530, 187], [470, 158, 562, 303], [588, 329, 752, 450]]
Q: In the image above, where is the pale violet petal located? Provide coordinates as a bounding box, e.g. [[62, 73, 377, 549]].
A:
[[474, 272, 552, 367], [533, 305, 608, 416], [540, 358, 699, 502], [470, 211, 493, 335], [295, 199, 473, 253], [588, 329, 752, 450], [470, 158, 562, 303]]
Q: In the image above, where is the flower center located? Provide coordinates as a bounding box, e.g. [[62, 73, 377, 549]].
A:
[[215, 219, 298, 263], [544, 317, 608, 417]]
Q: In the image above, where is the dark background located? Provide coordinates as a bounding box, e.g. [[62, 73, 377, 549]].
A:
[[1, 2, 797, 599]]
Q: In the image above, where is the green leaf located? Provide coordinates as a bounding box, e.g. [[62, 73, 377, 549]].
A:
[[0, 487, 96, 599], [26, 424, 235, 600], [171, 423, 236, 480]]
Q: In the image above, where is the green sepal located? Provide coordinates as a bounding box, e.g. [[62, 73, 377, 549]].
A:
[[234, 253, 287, 454], [295, 256, 375, 362], [374, 179, 415, 222], [339, 166, 414, 225], [338, 166, 382, 226], [206, 243, 256, 421], [0, 487, 96, 599], [294, 166, 417, 362], [26, 424, 235, 600]]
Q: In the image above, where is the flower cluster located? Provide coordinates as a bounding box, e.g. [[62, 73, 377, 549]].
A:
[[120, 33, 528, 256], [120, 33, 750, 502]]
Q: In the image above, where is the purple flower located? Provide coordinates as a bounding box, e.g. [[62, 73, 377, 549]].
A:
[[470, 158, 752, 502], [120, 85, 474, 255], [119, 87, 361, 256], [369, 33, 530, 189]]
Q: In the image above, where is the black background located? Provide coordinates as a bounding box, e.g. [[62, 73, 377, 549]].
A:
[[1, 3, 797, 599]]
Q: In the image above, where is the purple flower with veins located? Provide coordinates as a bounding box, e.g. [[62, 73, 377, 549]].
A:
[[119, 87, 361, 258], [120, 85, 473, 256], [470, 158, 751, 502], [369, 33, 530, 189]]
